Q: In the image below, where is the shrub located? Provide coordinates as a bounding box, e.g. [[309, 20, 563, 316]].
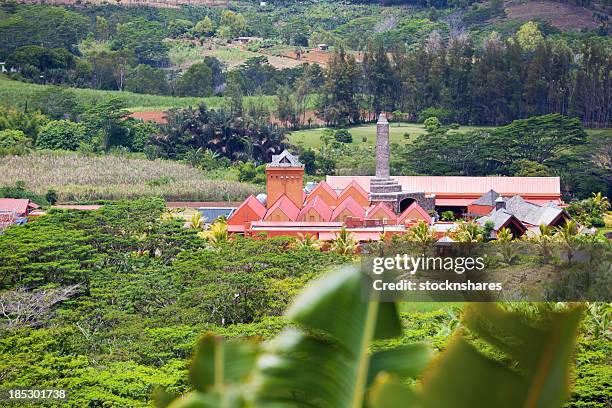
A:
[[419, 107, 453, 124], [0, 129, 30, 155], [334, 129, 352, 143], [424, 116, 441, 132], [37, 120, 86, 151]]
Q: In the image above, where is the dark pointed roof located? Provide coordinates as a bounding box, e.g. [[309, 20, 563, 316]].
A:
[[472, 189, 500, 206], [267, 150, 303, 168]]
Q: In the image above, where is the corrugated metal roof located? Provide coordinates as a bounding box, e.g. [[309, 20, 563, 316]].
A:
[[199, 207, 235, 222], [435, 198, 475, 207], [326, 176, 561, 195], [0, 198, 35, 215]]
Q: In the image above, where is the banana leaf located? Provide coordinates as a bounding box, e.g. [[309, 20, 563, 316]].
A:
[[250, 266, 430, 408]]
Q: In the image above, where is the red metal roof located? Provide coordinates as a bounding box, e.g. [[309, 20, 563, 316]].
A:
[[398, 201, 432, 224], [264, 195, 300, 221], [298, 196, 333, 221], [0, 198, 38, 215], [331, 196, 366, 221], [307, 181, 337, 200], [231, 195, 267, 221], [326, 176, 561, 196], [337, 180, 369, 201], [435, 198, 475, 207], [366, 202, 397, 220]]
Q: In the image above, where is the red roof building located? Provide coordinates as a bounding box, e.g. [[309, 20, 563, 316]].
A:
[[0, 198, 40, 217], [366, 202, 396, 224], [225, 147, 564, 242], [298, 196, 333, 222], [264, 195, 301, 222], [326, 176, 562, 207], [397, 202, 432, 225], [331, 196, 366, 222], [305, 181, 338, 207], [227, 195, 267, 227], [337, 180, 370, 208]]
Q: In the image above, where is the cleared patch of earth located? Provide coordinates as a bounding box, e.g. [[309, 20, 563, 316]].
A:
[[502, 0, 601, 31]]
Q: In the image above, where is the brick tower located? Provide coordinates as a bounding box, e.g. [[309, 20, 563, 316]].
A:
[[266, 150, 305, 208]]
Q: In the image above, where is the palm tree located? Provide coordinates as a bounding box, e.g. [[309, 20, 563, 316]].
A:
[[199, 221, 228, 246], [331, 227, 358, 255], [530, 224, 554, 264], [495, 227, 517, 264], [188, 211, 203, 230], [405, 220, 437, 252], [454, 221, 485, 243], [296, 233, 321, 250], [496, 227, 513, 242], [555, 220, 579, 264]]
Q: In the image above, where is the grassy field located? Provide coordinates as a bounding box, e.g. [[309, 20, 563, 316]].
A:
[[288, 122, 493, 148], [289, 122, 611, 148], [0, 152, 261, 202], [0, 75, 277, 112]]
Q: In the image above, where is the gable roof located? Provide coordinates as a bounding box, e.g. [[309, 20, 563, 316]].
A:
[[366, 202, 396, 220], [472, 189, 500, 206], [337, 180, 369, 202], [476, 209, 527, 236], [230, 195, 267, 221], [298, 196, 333, 221], [331, 196, 366, 221], [397, 201, 431, 224], [264, 195, 301, 221], [502, 195, 568, 226], [307, 181, 337, 201], [0, 198, 39, 215], [268, 150, 303, 168]]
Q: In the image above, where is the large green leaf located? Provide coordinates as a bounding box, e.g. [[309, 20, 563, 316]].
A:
[[416, 303, 584, 408], [166, 333, 258, 408], [250, 266, 429, 408], [189, 334, 258, 392]]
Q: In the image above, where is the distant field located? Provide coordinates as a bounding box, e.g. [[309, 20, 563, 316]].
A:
[[0, 152, 260, 202], [0, 76, 277, 112], [289, 123, 611, 148], [288, 123, 493, 148]]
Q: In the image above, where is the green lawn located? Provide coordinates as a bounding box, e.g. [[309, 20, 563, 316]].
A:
[[289, 122, 610, 148], [288, 122, 492, 148]]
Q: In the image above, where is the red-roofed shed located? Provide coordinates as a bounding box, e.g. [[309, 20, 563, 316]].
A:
[[0, 198, 40, 217]]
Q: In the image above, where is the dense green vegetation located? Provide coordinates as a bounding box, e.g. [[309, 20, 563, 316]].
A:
[[0, 200, 610, 406], [0, 200, 349, 406]]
